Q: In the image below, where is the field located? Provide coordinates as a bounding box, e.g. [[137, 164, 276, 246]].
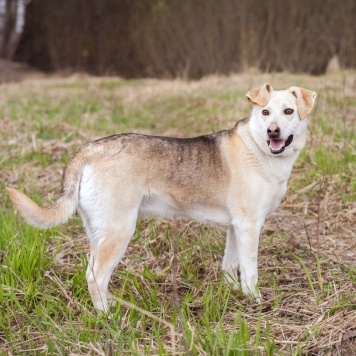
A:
[[0, 71, 355, 355]]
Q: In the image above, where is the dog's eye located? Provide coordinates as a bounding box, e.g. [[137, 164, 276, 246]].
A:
[[262, 110, 269, 116], [284, 108, 294, 115]]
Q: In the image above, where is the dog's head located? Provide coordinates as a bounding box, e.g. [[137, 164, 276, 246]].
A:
[[246, 83, 317, 156]]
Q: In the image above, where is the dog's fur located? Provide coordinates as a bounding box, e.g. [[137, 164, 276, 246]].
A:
[[8, 84, 317, 311]]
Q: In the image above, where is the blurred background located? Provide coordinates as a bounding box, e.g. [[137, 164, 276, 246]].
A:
[[1, 0, 356, 79]]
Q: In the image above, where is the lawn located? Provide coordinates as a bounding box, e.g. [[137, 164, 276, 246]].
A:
[[0, 71, 355, 355]]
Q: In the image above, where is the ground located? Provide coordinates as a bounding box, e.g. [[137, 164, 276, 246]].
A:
[[0, 66, 355, 354], [0, 59, 43, 84]]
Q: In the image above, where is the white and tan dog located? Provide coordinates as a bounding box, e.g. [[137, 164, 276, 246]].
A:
[[8, 84, 317, 311]]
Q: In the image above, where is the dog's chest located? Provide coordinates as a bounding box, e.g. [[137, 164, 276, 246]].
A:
[[258, 160, 291, 215], [267, 179, 288, 214]]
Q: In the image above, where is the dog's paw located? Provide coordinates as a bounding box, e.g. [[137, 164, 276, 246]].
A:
[[107, 292, 117, 308], [254, 293, 262, 304], [224, 271, 240, 290], [241, 283, 262, 304]]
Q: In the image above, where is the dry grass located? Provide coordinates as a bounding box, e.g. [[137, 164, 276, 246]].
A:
[[0, 70, 355, 354]]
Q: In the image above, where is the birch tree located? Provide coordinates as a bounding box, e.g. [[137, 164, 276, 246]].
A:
[[0, 0, 31, 59]]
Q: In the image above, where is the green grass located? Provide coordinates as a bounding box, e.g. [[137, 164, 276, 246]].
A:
[[0, 72, 355, 354]]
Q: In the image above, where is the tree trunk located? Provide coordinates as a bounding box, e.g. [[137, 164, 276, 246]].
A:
[[0, 0, 30, 60]]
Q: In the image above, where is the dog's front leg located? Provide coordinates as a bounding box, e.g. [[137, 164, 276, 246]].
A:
[[222, 227, 240, 287], [228, 217, 263, 302]]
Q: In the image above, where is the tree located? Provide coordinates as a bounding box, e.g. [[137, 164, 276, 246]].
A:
[[0, 0, 31, 60]]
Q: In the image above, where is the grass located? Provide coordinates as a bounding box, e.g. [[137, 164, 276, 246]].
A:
[[0, 71, 355, 354]]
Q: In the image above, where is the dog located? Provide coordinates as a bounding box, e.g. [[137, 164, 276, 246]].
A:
[[7, 83, 317, 312]]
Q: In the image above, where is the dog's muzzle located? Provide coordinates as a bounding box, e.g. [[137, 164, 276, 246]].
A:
[[267, 135, 293, 154]]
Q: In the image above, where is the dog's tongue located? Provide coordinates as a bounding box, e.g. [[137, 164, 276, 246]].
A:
[[269, 139, 286, 151]]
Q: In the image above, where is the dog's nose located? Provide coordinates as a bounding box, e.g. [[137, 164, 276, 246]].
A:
[[267, 124, 280, 138]]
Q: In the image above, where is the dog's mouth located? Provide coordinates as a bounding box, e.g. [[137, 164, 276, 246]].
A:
[[267, 135, 294, 154]]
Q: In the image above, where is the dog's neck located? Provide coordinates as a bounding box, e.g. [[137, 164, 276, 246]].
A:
[[235, 118, 301, 182]]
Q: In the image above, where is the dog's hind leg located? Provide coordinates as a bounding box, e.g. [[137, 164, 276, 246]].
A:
[[86, 213, 138, 312]]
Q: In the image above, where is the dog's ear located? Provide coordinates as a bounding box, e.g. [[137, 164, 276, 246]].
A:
[[288, 87, 317, 120], [246, 83, 273, 106]]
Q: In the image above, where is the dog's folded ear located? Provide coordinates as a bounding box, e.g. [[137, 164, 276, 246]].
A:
[[288, 87, 317, 120], [246, 83, 274, 107]]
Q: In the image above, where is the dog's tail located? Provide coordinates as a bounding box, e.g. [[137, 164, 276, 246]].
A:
[[7, 150, 86, 229]]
